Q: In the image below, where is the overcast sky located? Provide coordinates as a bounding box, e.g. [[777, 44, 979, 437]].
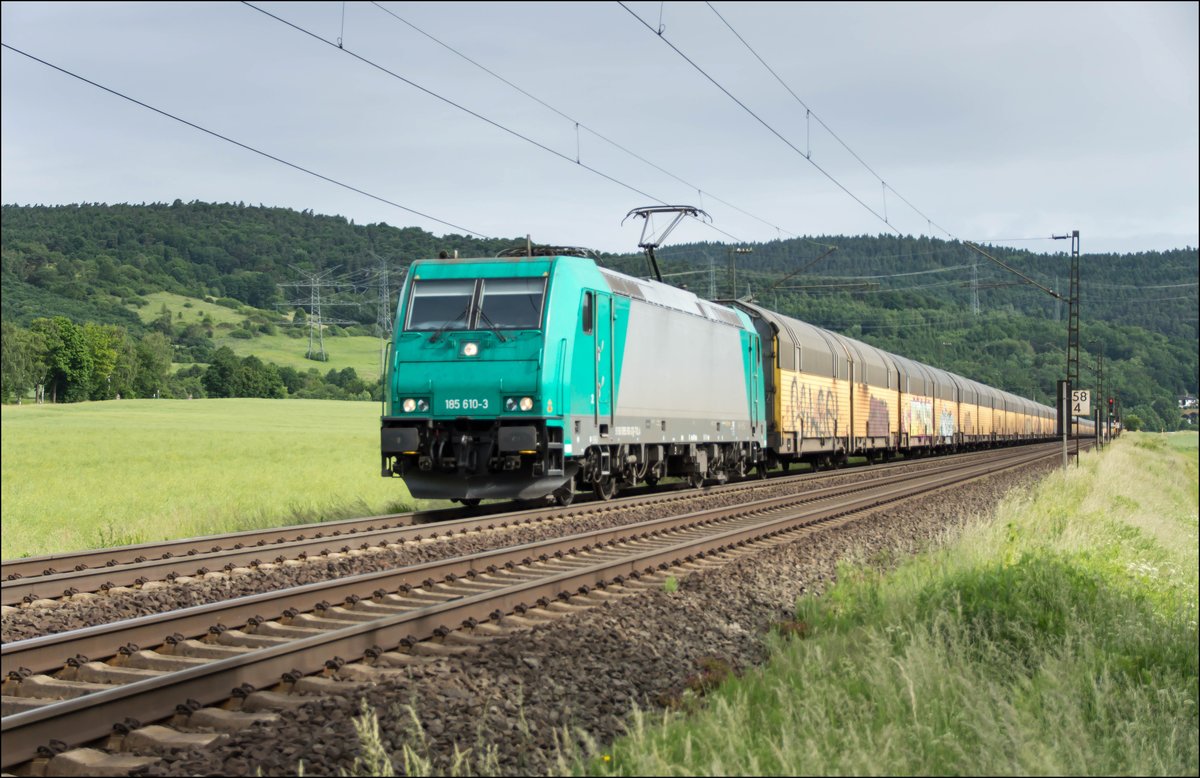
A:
[[2, 1, 1197, 257]]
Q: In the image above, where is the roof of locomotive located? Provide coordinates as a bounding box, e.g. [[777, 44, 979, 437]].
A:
[[408, 254, 751, 330]]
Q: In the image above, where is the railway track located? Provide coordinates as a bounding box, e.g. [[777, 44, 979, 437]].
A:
[[1, 443, 1063, 771], [0, 446, 1043, 607]]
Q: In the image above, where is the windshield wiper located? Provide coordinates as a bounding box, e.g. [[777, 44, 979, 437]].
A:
[[475, 306, 509, 343], [428, 302, 472, 344]]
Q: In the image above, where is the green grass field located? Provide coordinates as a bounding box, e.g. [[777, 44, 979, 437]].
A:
[[581, 432, 1199, 776], [130, 290, 255, 326], [0, 399, 432, 559], [128, 291, 386, 381], [215, 332, 387, 383]]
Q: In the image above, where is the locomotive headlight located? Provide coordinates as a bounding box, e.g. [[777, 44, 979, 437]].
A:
[[417, 399, 429, 412], [461, 342, 479, 357], [505, 397, 518, 411], [402, 398, 417, 413], [519, 396, 534, 412]]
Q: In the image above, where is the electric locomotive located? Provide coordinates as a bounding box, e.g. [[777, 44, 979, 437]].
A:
[[380, 249, 767, 506]]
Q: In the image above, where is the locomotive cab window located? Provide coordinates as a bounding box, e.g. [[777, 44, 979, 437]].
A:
[[478, 278, 546, 329], [406, 279, 476, 331], [582, 291, 594, 334]]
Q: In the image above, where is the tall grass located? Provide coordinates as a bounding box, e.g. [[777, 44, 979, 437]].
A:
[[580, 432, 1198, 776], [0, 399, 428, 558]]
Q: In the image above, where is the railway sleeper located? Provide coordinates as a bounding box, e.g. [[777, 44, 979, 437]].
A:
[[111, 650, 209, 672], [440, 630, 492, 647], [238, 690, 314, 713], [312, 605, 382, 622], [499, 612, 556, 629], [242, 621, 324, 640], [109, 724, 229, 755], [333, 663, 423, 683], [8, 674, 111, 700], [543, 600, 589, 614], [2, 694, 59, 715], [285, 613, 369, 631], [213, 629, 288, 649], [163, 638, 251, 659], [173, 706, 281, 733], [33, 747, 159, 778], [408, 641, 476, 658], [371, 651, 432, 669], [71, 662, 161, 686], [286, 675, 359, 696]]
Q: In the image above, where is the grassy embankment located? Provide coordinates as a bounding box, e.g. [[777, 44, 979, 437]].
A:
[[0, 399, 426, 559], [582, 432, 1199, 776], [131, 291, 386, 381]]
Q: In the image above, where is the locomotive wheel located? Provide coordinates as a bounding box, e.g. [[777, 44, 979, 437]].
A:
[[459, 498, 481, 507], [643, 473, 660, 488], [593, 475, 617, 501], [687, 471, 705, 489]]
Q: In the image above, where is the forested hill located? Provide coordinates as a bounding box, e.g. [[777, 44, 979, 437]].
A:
[[0, 201, 524, 325], [1, 201, 1196, 429]]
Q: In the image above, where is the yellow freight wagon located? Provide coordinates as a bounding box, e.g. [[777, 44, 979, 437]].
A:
[[729, 301, 1057, 468]]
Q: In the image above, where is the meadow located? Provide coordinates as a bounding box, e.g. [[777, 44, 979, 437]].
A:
[[583, 432, 1199, 776], [130, 291, 387, 381], [216, 332, 387, 383], [130, 291, 253, 326], [0, 399, 427, 559]]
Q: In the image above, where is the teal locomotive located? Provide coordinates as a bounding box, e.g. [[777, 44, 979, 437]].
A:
[[380, 251, 767, 506]]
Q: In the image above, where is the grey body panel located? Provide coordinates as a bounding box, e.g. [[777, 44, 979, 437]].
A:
[[615, 298, 752, 425]]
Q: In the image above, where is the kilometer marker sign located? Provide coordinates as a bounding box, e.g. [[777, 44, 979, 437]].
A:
[[1071, 389, 1091, 416]]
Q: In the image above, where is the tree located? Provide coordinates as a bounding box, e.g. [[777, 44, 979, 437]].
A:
[[80, 322, 122, 400], [202, 346, 241, 398], [152, 303, 174, 336], [134, 332, 173, 398], [0, 322, 45, 402], [30, 317, 92, 403]]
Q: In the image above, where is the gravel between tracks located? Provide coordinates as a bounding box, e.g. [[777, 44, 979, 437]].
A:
[[133, 457, 1056, 778], [3, 460, 964, 642]]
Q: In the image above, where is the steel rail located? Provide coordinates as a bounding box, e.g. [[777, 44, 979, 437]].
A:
[[0, 444, 1037, 582], [0, 447, 948, 582], [1, 444, 1050, 679], [1, 444, 1061, 767], [1, 445, 1041, 606]]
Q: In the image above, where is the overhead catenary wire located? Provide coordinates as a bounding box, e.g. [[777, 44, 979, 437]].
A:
[[817, 264, 973, 280], [367, 1, 816, 247], [1085, 281, 1198, 290], [619, 1, 901, 236], [624, 3, 1118, 309], [0, 42, 491, 239], [703, 2, 954, 240], [243, 2, 754, 246], [787, 280, 967, 294]]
